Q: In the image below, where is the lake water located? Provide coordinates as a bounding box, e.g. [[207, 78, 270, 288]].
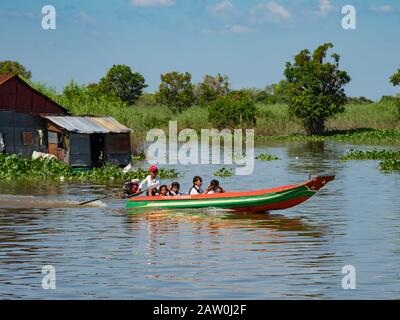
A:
[[1, 141, 400, 299]]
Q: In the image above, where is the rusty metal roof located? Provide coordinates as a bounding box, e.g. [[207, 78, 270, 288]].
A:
[[0, 74, 14, 85], [44, 116, 131, 134]]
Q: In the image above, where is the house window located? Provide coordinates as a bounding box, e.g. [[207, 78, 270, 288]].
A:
[[22, 132, 33, 146]]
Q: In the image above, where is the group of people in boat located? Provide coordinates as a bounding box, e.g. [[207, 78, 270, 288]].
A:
[[121, 166, 224, 198]]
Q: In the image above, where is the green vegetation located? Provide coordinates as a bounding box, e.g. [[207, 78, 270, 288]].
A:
[[32, 81, 400, 145], [0, 154, 179, 182], [339, 148, 400, 171], [390, 69, 400, 86], [97, 64, 147, 105], [257, 128, 400, 144], [252, 80, 290, 105], [213, 167, 234, 177], [380, 160, 400, 170], [196, 74, 230, 105], [131, 153, 147, 161], [208, 91, 256, 129], [340, 149, 400, 161], [284, 43, 351, 135], [256, 153, 280, 161], [7, 56, 400, 147], [0, 60, 32, 79], [156, 72, 195, 114]]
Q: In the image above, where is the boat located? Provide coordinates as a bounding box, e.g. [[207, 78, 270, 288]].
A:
[[126, 175, 335, 213]]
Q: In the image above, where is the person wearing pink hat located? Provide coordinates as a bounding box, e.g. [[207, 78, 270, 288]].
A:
[[138, 166, 161, 196]]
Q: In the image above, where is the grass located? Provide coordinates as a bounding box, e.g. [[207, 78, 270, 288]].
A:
[[257, 128, 400, 144], [340, 149, 400, 161], [128, 100, 400, 144], [31, 82, 400, 145]]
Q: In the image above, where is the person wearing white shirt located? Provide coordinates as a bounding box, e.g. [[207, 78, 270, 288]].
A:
[[138, 166, 160, 196], [188, 176, 204, 195]]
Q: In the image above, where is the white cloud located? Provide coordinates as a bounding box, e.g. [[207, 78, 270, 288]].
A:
[[315, 0, 335, 16], [208, 0, 235, 15], [223, 24, 254, 34], [250, 2, 291, 23], [202, 24, 255, 35], [131, 0, 175, 7], [369, 5, 393, 13]]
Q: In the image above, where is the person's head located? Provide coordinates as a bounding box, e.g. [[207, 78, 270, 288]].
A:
[[171, 182, 180, 194], [149, 166, 158, 178], [210, 179, 220, 190], [159, 185, 169, 196], [193, 176, 203, 187]]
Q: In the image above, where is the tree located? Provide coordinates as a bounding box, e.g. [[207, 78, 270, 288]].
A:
[[98, 65, 147, 105], [390, 69, 400, 86], [284, 43, 351, 135], [390, 69, 400, 119], [195, 74, 230, 105], [256, 80, 290, 104], [0, 60, 32, 79], [207, 90, 256, 129], [156, 72, 195, 113]]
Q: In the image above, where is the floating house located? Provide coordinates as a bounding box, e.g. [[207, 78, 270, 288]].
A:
[[0, 74, 131, 167]]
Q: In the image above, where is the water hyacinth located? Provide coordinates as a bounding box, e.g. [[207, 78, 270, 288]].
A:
[[380, 160, 400, 170], [255, 153, 280, 161], [340, 149, 400, 161], [213, 167, 234, 177], [0, 154, 180, 182], [257, 129, 400, 144]]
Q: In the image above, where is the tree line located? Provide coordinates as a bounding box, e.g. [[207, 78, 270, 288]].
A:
[[1, 43, 399, 135]]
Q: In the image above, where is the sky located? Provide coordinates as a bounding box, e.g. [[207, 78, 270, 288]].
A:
[[0, 0, 399, 100]]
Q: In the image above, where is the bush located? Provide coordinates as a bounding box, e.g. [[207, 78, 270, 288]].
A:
[[156, 72, 195, 114], [0, 154, 180, 182], [207, 91, 257, 129], [98, 64, 147, 105], [195, 74, 230, 105]]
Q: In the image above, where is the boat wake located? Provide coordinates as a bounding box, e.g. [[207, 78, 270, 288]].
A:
[[0, 194, 106, 209]]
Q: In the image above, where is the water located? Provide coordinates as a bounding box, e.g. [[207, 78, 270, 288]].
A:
[[1, 141, 400, 299]]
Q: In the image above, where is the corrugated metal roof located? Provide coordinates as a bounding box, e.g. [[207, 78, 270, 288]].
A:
[[0, 74, 14, 86], [44, 116, 131, 134], [90, 117, 132, 133]]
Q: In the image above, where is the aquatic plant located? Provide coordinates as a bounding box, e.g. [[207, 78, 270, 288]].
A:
[[213, 167, 234, 177], [340, 149, 400, 161], [255, 153, 280, 161], [131, 153, 147, 161], [0, 154, 180, 183], [380, 160, 400, 170], [257, 129, 400, 144]]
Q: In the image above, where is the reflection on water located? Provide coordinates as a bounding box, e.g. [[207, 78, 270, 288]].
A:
[[1, 142, 400, 299]]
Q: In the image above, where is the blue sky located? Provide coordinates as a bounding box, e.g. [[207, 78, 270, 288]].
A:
[[0, 0, 399, 100]]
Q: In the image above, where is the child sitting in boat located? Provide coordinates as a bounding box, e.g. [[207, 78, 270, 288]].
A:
[[206, 179, 224, 194], [188, 176, 204, 195], [138, 166, 160, 197], [169, 182, 185, 196], [159, 185, 170, 196]]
